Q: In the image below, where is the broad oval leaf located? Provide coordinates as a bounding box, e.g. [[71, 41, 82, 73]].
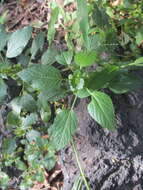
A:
[[6, 26, 32, 58], [50, 110, 77, 150], [75, 51, 97, 67], [88, 91, 116, 130], [18, 64, 62, 91]]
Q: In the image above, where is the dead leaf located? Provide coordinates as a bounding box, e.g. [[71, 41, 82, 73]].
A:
[[111, 0, 123, 6]]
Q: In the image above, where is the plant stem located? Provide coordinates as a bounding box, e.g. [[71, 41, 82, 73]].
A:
[[71, 140, 91, 190], [71, 95, 77, 110]]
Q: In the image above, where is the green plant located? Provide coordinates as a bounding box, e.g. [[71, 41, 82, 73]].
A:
[[0, 0, 143, 189]]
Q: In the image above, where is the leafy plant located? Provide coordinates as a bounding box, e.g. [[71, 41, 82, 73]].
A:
[[0, 0, 143, 189]]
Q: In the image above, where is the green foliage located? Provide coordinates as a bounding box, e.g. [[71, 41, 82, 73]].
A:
[[50, 110, 77, 150], [0, 78, 7, 104], [18, 64, 62, 91], [41, 46, 58, 65], [0, 171, 9, 189], [88, 91, 116, 130], [31, 32, 44, 59], [0, 0, 143, 189], [6, 26, 32, 58], [75, 51, 98, 67], [76, 0, 89, 48], [0, 25, 9, 51], [47, 7, 59, 45]]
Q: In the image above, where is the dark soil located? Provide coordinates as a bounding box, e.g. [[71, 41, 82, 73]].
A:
[[60, 71, 143, 190]]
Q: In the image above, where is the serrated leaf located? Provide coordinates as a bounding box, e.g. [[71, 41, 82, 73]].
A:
[[18, 64, 62, 91], [47, 7, 59, 45], [75, 51, 97, 67], [50, 110, 77, 150], [77, 0, 89, 49], [31, 32, 44, 59], [6, 26, 32, 58], [88, 91, 116, 130]]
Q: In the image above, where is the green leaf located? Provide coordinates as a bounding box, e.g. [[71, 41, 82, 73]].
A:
[[92, 4, 110, 30], [26, 130, 41, 142], [77, 0, 89, 49], [41, 47, 58, 65], [0, 172, 9, 189], [43, 152, 56, 171], [2, 138, 17, 154], [47, 7, 59, 45], [6, 26, 32, 58], [38, 88, 66, 111], [75, 88, 90, 98], [7, 111, 21, 126], [31, 32, 44, 59], [0, 25, 9, 51], [10, 94, 37, 114], [0, 78, 7, 104], [16, 160, 27, 171], [85, 65, 119, 90], [129, 57, 143, 67], [50, 110, 77, 150], [18, 54, 30, 66], [75, 51, 97, 67], [22, 113, 38, 128], [55, 51, 73, 65], [88, 91, 116, 130], [35, 172, 45, 182], [109, 73, 142, 94], [134, 57, 143, 65], [136, 27, 143, 45], [18, 64, 62, 91]]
